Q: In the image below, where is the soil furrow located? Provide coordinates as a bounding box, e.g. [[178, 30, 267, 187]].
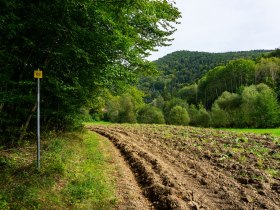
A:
[[87, 124, 280, 210], [103, 128, 244, 210]]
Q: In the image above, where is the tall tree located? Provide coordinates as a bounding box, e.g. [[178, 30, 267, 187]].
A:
[[197, 59, 255, 108], [0, 0, 180, 144]]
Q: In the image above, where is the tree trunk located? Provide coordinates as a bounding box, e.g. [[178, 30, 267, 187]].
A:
[[19, 103, 37, 142]]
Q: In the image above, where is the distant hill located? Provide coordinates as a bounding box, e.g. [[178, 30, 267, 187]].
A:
[[139, 50, 272, 101], [154, 50, 272, 85]]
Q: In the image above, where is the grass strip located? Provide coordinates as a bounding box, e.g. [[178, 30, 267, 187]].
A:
[[0, 130, 116, 210], [218, 128, 280, 137]]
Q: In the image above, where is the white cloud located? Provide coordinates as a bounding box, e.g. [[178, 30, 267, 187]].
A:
[[148, 0, 280, 61]]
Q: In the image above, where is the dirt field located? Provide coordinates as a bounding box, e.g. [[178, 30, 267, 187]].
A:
[[87, 124, 280, 210]]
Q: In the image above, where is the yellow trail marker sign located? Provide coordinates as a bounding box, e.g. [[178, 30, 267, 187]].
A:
[[34, 69, 43, 78], [34, 68, 42, 169]]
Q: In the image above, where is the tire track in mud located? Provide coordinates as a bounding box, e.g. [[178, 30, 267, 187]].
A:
[[92, 127, 188, 209], [88, 125, 279, 210]]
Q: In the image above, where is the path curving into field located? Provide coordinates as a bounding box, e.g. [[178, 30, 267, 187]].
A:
[[87, 124, 280, 210]]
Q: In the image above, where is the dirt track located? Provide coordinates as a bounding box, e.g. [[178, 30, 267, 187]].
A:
[[87, 124, 280, 210]]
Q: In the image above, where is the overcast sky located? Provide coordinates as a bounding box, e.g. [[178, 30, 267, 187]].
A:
[[148, 0, 280, 61]]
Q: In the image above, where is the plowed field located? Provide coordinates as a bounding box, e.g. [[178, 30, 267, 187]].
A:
[[87, 124, 280, 210]]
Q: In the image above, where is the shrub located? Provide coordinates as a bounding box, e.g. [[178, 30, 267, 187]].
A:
[[210, 104, 230, 127], [196, 104, 211, 127], [188, 104, 211, 127], [188, 104, 199, 126], [106, 96, 121, 123], [168, 106, 190, 125], [137, 105, 165, 124], [119, 95, 137, 123], [210, 91, 242, 127], [163, 98, 188, 124], [211, 84, 280, 128], [241, 83, 280, 127]]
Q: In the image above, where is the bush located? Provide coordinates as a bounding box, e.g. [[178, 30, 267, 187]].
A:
[[210, 104, 230, 127], [241, 84, 280, 127], [106, 96, 121, 123], [119, 95, 137, 123], [163, 98, 188, 124], [168, 106, 190, 125], [214, 91, 242, 111], [188, 104, 211, 127], [211, 84, 280, 128], [106, 88, 145, 123], [196, 104, 211, 127], [210, 91, 242, 127], [188, 104, 199, 126], [178, 84, 198, 105], [137, 105, 165, 124]]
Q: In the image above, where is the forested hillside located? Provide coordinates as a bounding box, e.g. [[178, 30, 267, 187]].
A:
[[139, 50, 271, 101], [157, 50, 269, 82], [104, 49, 280, 128]]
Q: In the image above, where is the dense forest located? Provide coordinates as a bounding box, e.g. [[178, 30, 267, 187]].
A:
[[0, 0, 180, 146], [103, 49, 280, 128], [139, 50, 271, 102]]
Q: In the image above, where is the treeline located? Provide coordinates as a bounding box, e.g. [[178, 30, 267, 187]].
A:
[[0, 0, 180, 146], [100, 49, 280, 128], [140, 50, 271, 102]]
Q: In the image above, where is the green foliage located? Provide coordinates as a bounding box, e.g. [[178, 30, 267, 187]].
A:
[[137, 49, 280, 129], [151, 96, 165, 110], [210, 91, 246, 127], [119, 95, 137, 123], [188, 104, 211, 127], [137, 105, 165, 124], [0, 0, 180, 145], [188, 104, 199, 125], [139, 50, 270, 103], [155, 50, 267, 85], [213, 91, 242, 111], [241, 84, 280, 127], [89, 96, 106, 121], [210, 103, 230, 127], [266, 48, 280, 58], [221, 128, 280, 137], [178, 84, 198, 104], [107, 96, 121, 123], [163, 98, 188, 124], [211, 84, 280, 128], [168, 106, 190, 125], [197, 59, 256, 108], [106, 87, 145, 123], [140, 51, 280, 129], [0, 131, 116, 209], [196, 104, 211, 127], [255, 58, 280, 87]]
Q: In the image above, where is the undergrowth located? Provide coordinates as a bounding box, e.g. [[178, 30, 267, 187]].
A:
[[0, 130, 116, 210]]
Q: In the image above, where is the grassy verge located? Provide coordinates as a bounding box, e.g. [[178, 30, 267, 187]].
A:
[[83, 121, 112, 126], [218, 128, 280, 137], [0, 130, 116, 210]]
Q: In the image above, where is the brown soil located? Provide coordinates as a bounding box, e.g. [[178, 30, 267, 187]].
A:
[[98, 132, 153, 209], [87, 124, 280, 210]]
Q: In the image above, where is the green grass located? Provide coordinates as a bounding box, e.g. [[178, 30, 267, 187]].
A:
[[83, 121, 112, 126], [218, 128, 280, 137], [0, 130, 116, 210]]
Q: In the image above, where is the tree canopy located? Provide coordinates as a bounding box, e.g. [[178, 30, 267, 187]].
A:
[[139, 50, 270, 103], [0, 0, 181, 145], [101, 50, 280, 128]]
